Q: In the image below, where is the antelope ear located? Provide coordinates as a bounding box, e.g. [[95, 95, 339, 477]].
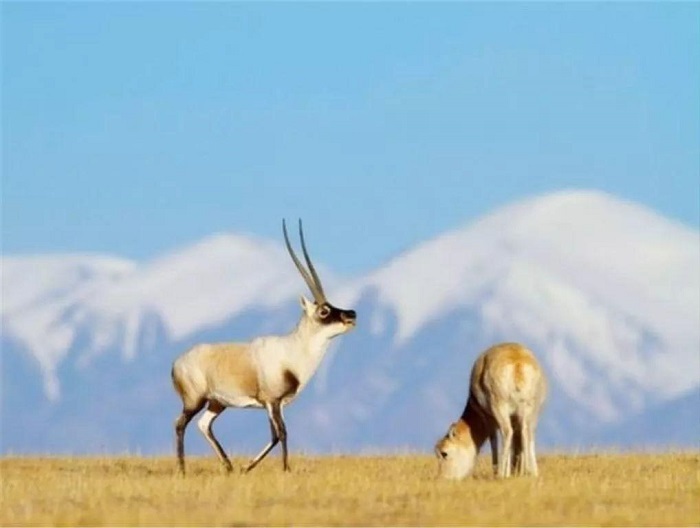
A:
[[299, 295, 316, 315]]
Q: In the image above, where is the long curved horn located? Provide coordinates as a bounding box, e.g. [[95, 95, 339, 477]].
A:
[[282, 219, 325, 303], [297, 219, 327, 302]]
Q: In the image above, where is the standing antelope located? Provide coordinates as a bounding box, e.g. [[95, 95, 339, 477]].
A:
[[171, 220, 357, 474], [435, 342, 547, 480]]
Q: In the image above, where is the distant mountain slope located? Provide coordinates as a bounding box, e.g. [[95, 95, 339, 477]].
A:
[[1, 254, 136, 400], [2, 190, 698, 454], [592, 389, 700, 448]]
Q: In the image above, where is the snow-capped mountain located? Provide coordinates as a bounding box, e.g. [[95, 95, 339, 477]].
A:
[[1, 255, 136, 401], [2, 190, 698, 455]]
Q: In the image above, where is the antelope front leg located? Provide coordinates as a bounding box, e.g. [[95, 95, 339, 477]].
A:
[[244, 404, 280, 473], [272, 403, 290, 472]]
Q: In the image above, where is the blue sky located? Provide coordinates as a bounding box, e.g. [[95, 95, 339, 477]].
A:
[[3, 2, 699, 274]]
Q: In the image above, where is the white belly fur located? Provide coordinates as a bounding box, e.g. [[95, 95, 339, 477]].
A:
[[211, 390, 263, 409]]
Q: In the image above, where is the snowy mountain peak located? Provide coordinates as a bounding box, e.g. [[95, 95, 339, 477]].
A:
[[86, 231, 304, 341], [358, 190, 699, 346], [150, 232, 282, 267], [0, 254, 136, 317]]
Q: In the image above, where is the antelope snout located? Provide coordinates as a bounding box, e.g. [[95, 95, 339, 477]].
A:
[[341, 310, 357, 326]]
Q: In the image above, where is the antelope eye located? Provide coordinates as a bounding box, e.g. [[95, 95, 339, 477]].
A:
[[318, 306, 331, 318]]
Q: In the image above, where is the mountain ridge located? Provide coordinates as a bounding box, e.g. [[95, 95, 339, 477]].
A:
[[2, 189, 698, 453]]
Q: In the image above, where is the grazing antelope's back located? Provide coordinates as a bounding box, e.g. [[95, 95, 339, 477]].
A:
[[470, 343, 546, 419], [436, 342, 547, 480]]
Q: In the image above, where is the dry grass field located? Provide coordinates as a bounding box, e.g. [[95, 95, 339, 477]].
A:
[[1, 452, 698, 526]]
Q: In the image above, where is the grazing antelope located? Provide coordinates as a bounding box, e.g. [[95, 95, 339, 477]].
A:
[[435, 342, 547, 480], [171, 220, 357, 474]]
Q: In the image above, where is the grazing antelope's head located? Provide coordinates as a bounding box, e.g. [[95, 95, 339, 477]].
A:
[[435, 420, 477, 480], [283, 219, 357, 338]]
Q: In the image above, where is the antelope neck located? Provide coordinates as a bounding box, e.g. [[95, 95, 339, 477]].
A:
[[284, 317, 334, 384], [461, 396, 492, 450]]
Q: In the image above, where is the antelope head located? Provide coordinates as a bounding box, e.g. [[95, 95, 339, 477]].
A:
[[283, 219, 357, 338], [435, 420, 477, 480]]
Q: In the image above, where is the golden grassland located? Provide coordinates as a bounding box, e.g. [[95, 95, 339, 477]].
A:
[[1, 452, 699, 526]]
